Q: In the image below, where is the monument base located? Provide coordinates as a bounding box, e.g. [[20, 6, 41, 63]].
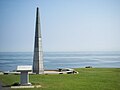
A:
[[21, 83, 32, 86]]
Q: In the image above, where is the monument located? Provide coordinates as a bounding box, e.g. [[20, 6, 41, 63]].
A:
[[33, 7, 44, 74]]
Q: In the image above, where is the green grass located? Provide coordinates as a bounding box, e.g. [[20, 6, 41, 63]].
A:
[[0, 68, 120, 90]]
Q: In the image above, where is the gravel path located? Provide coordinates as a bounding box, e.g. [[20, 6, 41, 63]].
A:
[[0, 81, 10, 90], [0, 81, 3, 90]]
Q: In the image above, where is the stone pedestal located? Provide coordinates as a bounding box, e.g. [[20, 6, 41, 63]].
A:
[[20, 71, 31, 85], [17, 66, 32, 86]]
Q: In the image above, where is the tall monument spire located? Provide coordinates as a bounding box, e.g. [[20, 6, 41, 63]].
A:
[[33, 7, 44, 74]]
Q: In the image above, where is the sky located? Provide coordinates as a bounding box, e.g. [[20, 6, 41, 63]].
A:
[[0, 0, 120, 52]]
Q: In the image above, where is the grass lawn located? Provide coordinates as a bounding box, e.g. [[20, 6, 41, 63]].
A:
[[0, 68, 120, 90]]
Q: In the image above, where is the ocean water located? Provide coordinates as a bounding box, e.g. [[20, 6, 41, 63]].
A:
[[0, 51, 120, 71]]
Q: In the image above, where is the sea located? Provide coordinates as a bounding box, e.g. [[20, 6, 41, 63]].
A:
[[0, 51, 120, 71]]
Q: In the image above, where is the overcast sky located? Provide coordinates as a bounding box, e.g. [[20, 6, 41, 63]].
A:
[[0, 0, 120, 52]]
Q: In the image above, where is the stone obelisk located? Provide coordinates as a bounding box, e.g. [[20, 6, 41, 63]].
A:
[[33, 7, 44, 74]]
